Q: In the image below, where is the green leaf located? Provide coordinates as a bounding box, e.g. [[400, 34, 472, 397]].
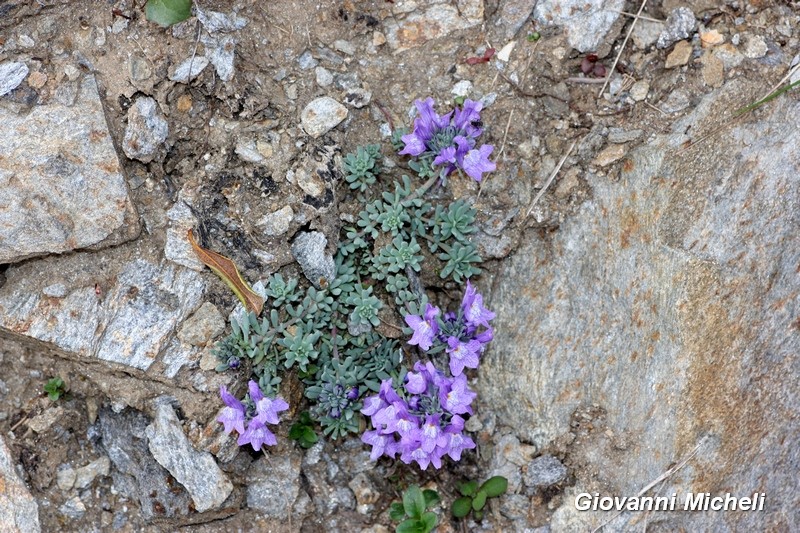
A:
[[458, 480, 478, 497], [419, 511, 438, 532], [403, 486, 426, 520], [451, 496, 472, 518], [480, 476, 508, 498], [422, 489, 441, 509], [395, 519, 423, 533], [389, 502, 406, 522], [145, 0, 192, 27], [472, 489, 487, 511]]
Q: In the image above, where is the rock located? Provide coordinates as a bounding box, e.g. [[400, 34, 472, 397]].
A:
[[59, 496, 86, 519], [74, 456, 111, 489], [99, 407, 193, 520], [18, 35, 35, 48], [145, 401, 233, 512], [291, 231, 336, 289], [27, 406, 64, 433], [701, 53, 724, 88], [524, 455, 567, 488], [293, 167, 326, 197], [0, 435, 41, 532], [315, 66, 334, 87], [43, 283, 68, 298], [333, 39, 356, 55], [0, 74, 139, 264], [343, 88, 372, 109], [201, 33, 237, 82], [712, 43, 744, 70], [234, 138, 265, 163], [164, 201, 204, 271], [246, 450, 303, 518], [27, 71, 47, 89], [657, 7, 696, 49], [63, 64, 81, 82], [479, 79, 800, 530], [384, 0, 484, 53], [492, 0, 537, 40], [632, 19, 665, 49], [128, 56, 152, 81], [0, 61, 28, 96], [196, 7, 247, 32], [348, 473, 380, 514], [665, 40, 693, 68], [629, 80, 649, 102], [608, 128, 643, 144], [177, 302, 225, 346], [742, 34, 768, 59], [123, 96, 169, 163], [533, 0, 624, 53], [660, 88, 691, 113], [169, 56, 210, 83], [499, 493, 530, 520], [56, 464, 77, 491], [700, 29, 724, 48], [258, 205, 294, 236], [298, 50, 318, 70], [0, 256, 205, 372], [301, 97, 348, 138], [372, 31, 387, 47], [452, 80, 473, 98], [592, 144, 626, 167]]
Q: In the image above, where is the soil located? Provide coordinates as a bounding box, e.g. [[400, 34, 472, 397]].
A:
[[1, 0, 797, 531]]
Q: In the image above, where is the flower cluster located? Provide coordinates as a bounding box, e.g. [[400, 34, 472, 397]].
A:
[[361, 361, 477, 470], [217, 380, 289, 451], [399, 98, 496, 182], [405, 280, 495, 376]]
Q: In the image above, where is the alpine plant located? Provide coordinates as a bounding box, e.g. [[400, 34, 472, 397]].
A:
[[218, 380, 289, 451]]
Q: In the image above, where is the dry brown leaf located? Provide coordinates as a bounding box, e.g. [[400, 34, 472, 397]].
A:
[[187, 229, 264, 315]]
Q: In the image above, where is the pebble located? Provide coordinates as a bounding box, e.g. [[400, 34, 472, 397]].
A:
[[665, 40, 693, 69], [632, 19, 665, 49], [122, 96, 169, 163], [201, 33, 237, 82], [300, 96, 348, 138], [315, 66, 334, 87], [196, 8, 248, 33], [169, 56, 210, 83], [18, 34, 35, 48], [333, 39, 356, 56], [592, 144, 626, 167], [129, 56, 152, 81], [294, 167, 326, 197], [177, 302, 225, 346], [451, 80, 473, 98], [348, 473, 380, 514], [608, 128, 643, 144], [657, 7, 696, 49], [56, 464, 77, 491], [701, 29, 724, 48], [661, 88, 691, 113], [343, 88, 371, 108], [59, 496, 86, 519], [524, 455, 568, 488], [372, 31, 386, 47], [246, 451, 303, 518], [533, 0, 624, 53], [298, 50, 318, 70], [291, 231, 336, 289], [743, 35, 768, 59], [27, 71, 47, 89], [74, 456, 111, 489], [0, 61, 29, 96], [701, 54, 724, 88], [258, 205, 294, 236], [27, 406, 64, 433], [629, 80, 649, 101], [234, 138, 265, 163], [713, 44, 744, 70], [64, 64, 81, 82], [177, 94, 193, 112]]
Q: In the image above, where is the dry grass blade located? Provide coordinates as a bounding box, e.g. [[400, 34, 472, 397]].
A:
[[598, 0, 648, 98], [187, 229, 265, 314], [526, 140, 577, 218], [591, 437, 708, 533]]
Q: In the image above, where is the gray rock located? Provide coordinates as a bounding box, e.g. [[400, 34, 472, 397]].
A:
[[742, 34, 768, 59], [201, 33, 237, 82], [451, 80, 473, 98], [26, 406, 64, 433], [169, 56, 210, 83], [333, 39, 356, 56], [384, 0, 483, 52], [524, 455, 567, 488], [196, 8, 248, 33], [0, 256, 205, 372], [499, 493, 530, 520], [258, 205, 294, 236], [177, 302, 225, 346], [99, 407, 193, 520], [74, 456, 111, 489], [301, 96, 348, 138], [479, 79, 800, 531], [348, 473, 380, 514], [56, 464, 77, 491], [123, 96, 169, 163], [59, 496, 86, 519], [0, 61, 29, 96], [492, 0, 537, 40], [43, 283, 68, 298], [291, 231, 336, 288], [0, 75, 139, 264], [660, 88, 691, 113], [234, 138, 265, 163], [657, 7, 697, 49], [298, 50, 318, 70], [607, 128, 643, 144], [316, 66, 334, 87], [145, 401, 233, 512], [128, 56, 152, 81], [533, 0, 624, 53], [0, 435, 41, 532], [246, 450, 302, 518], [632, 19, 665, 49], [164, 201, 204, 271], [343, 88, 372, 109]]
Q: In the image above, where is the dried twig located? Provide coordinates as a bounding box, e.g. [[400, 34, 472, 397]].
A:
[[610, 9, 663, 23], [598, 0, 649, 98], [526, 139, 577, 218]]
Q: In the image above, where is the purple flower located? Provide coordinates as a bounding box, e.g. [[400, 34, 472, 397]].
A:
[[399, 98, 496, 182], [362, 430, 398, 461], [461, 280, 495, 328], [405, 370, 427, 395], [416, 414, 448, 453], [405, 303, 440, 351], [249, 380, 289, 425], [440, 374, 477, 415], [446, 336, 481, 376], [237, 418, 278, 451], [217, 386, 246, 435]]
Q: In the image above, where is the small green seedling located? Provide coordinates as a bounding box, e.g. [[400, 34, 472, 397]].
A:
[[389, 485, 441, 533], [43, 377, 66, 402], [527, 32, 541, 42], [146, 0, 192, 27], [451, 475, 508, 521], [288, 411, 319, 449]]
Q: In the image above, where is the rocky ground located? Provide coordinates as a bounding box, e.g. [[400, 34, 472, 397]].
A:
[[1, 0, 798, 532]]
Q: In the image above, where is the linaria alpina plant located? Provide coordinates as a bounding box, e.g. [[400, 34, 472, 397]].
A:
[[218, 380, 289, 451]]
